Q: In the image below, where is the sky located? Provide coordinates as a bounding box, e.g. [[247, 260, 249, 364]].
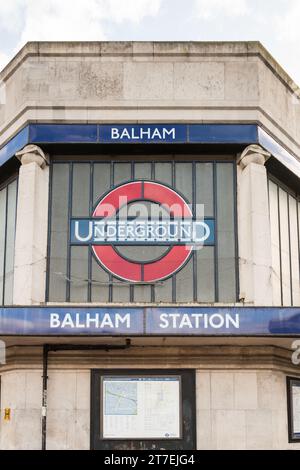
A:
[[0, 0, 300, 85]]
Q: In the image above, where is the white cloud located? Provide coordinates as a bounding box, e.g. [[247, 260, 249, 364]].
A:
[[0, 51, 10, 73], [195, 0, 250, 19], [273, 1, 300, 85], [276, 0, 300, 42], [0, 1, 24, 33], [103, 0, 161, 23], [14, 0, 161, 44]]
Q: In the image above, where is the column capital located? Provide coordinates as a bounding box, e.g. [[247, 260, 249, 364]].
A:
[[238, 145, 271, 171], [16, 144, 49, 169]]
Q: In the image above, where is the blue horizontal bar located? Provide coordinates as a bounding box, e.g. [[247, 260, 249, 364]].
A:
[[28, 123, 258, 145], [258, 127, 300, 179], [0, 123, 299, 181], [29, 123, 98, 143], [0, 126, 29, 166], [189, 124, 258, 143], [0, 307, 299, 336]]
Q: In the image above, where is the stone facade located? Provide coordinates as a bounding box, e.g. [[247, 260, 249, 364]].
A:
[[0, 42, 300, 450]]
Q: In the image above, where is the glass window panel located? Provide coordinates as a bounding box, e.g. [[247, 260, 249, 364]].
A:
[[4, 181, 17, 305], [197, 246, 215, 302], [72, 164, 90, 216], [0, 187, 7, 305], [93, 163, 111, 205], [196, 163, 214, 217], [134, 285, 151, 302], [91, 256, 110, 303], [48, 164, 69, 301], [114, 163, 131, 185], [268, 181, 282, 305], [70, 246, 88, 302], [111, 277, 130, 302], [155, 277, 173, 303], [289, 195, 299, 306], [175, 163, 193, 205], [155, 162, 172, 186], [217, 163, 236, 302], [279, 188, 292, 306], [176, 256, 194, 302], [134, 163, 151, 180]]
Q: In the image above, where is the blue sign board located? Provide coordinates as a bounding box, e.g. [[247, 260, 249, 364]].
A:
[[1, 123, 299, 182], [0, 307, 299, 336], [70, 218, 215, 246]]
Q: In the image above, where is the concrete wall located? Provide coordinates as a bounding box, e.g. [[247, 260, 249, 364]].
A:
[[196, 370, 300, 450], [1, 367, 300, 450]]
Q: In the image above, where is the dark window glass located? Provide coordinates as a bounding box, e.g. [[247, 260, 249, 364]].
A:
[[0, 178, 17, 306], [48, 159, 237, 303]]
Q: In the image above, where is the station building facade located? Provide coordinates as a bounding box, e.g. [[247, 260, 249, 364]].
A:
[[0, 41, 299, 449]]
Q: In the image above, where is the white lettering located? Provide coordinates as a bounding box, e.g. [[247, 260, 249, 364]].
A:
[[156, 313, 240, 330], [191, 314, 204, 328], [50, 313, 60, 328], [111, 128, 120, 139], [163, 128, 176, 139], [116, 313, 130, 328], [208, 314, 225, 329], [101, 313, 114, 328], [61, 313, 75, 328], [152, 128, 162, 139], [159, 314, 169, 329], [226, 314, 240, 329], [86, 314, 100, 328], [131, 128, 140, 140], [179, 314, 193, 329], [140, 128, 151, 139], [74, 221, 93, 242], [121, 128, 131, 139]]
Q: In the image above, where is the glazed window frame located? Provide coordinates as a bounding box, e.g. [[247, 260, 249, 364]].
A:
[[287, 376, 300, 443], [0, 176, 18, 306], [46, 157, 239, 304], [91, 369, 196, 450], [267, 174, 300, 307]]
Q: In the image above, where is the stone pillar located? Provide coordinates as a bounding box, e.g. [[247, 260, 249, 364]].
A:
[[237, 145, 273, 305], [13, 145, 49, 305]]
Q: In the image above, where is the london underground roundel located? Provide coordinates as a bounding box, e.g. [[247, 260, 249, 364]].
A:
[[71, 180, 214, 283], [92, 181, 193, 283]]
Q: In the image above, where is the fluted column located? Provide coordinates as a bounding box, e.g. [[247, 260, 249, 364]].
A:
[[13, 145, 49, 305], [237, 144, 273, 305]]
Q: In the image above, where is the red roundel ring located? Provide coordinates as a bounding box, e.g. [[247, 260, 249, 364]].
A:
[[92, 181, 193, 283]]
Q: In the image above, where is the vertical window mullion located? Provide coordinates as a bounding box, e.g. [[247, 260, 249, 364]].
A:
[[66, 163, 73, 303], [172, 160, 176, 303], [1, 187, 8, 305], [192, 161, 197, 302], [213, 162, 219, 303], [151, 161, 155, 303], [109, 162, 114, 303], [88, 163, 94, 303]]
